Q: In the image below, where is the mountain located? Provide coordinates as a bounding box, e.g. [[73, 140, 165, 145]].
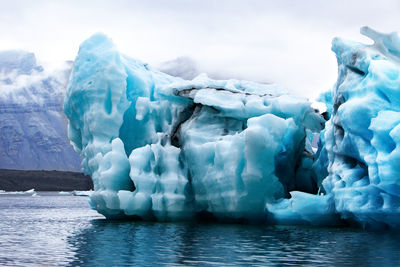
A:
[[0, 50, 81, 171]]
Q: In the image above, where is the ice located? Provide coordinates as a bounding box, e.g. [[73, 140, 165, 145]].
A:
[[72, 190, 93, 197], [321, 27, 400, 228], [64, 33, 324, 221], [266, 191, 339, 226], [317, 90, 333, 119], [269, 27, 400, 229], [66, 29, 400, 228]]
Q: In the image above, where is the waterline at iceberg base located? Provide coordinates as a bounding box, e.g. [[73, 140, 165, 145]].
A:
[[64, 27, 400, 229]]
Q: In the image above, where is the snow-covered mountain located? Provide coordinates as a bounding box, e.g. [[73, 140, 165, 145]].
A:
[[0, 50, 81, 171]]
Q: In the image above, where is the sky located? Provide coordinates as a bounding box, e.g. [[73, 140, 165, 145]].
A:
[[1, 0, 400, 99]]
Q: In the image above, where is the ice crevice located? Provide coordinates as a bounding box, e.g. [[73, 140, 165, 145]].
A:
[[64, 28, 400, 228]]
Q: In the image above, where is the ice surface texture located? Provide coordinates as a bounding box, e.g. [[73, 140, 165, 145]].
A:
[[65, 28, 400, 228], [0, 51, 81, 171], [64, 33, 324, 221], [323, 27, 400, 228], [269, 27, 400, 229]]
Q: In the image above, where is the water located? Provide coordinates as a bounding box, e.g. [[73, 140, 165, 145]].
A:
[[0, 193, 399, 266]]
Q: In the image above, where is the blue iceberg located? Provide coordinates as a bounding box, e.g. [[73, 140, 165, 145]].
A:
[[65, 28, 400, 228], [64, 33, 324, 222], [269, 27, 400, 229], [323, 27, 400, 228]]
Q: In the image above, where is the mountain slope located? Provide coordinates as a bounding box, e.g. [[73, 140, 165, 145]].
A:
[[0, 50, 81, 171]]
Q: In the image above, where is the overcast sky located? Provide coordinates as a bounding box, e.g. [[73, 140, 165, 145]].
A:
[[1, 0, 399, 99]]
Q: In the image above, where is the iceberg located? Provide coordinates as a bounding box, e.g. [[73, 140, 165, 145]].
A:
[[322, 27, 400, 228], [269, 27, 400, 229], [72, 190, 93, 197], [65, 28, 400, 228], [24, 188, 35, 194], [64, 33, 324, 222]]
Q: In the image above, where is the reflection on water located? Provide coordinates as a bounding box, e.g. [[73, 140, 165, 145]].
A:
[[0, 193, 399, 266], [68, 220, 400, 266]]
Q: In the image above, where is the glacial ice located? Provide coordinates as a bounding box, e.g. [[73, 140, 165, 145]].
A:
[[322, 27, 400, 228], [64, 33, 324, 222], [65, 28, 400, 228], [269, 27, 400, 229]]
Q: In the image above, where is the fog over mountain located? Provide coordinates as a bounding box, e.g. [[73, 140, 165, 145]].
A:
[[0, 50, 81, 171]]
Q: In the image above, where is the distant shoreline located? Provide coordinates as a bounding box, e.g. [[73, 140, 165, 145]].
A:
[[0, 169, 93, 191]]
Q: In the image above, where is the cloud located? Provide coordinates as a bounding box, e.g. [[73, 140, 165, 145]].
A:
[[0, 0, 399, 99]]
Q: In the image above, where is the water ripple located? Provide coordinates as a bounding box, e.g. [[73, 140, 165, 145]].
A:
[[0, 194, 399, 266]]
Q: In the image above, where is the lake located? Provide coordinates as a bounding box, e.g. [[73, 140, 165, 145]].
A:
[[0, 193, 399, 266]]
